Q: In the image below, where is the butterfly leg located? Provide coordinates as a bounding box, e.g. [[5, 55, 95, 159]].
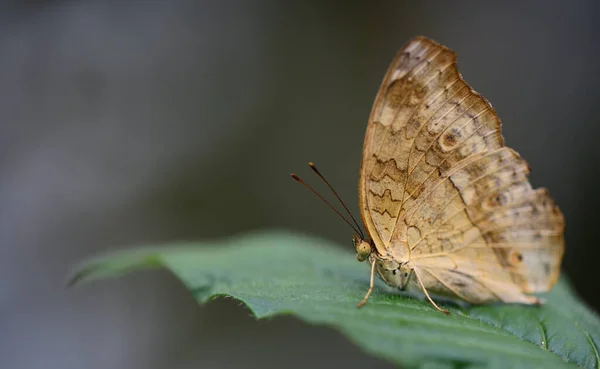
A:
[[413, 268, 449, 314], [357, 259, 377, 308]]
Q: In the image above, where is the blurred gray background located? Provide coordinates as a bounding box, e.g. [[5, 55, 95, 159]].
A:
[[1, 1, 598, 368]]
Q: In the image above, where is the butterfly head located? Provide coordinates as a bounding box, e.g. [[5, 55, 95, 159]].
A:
[[352, 234, 373, 262]]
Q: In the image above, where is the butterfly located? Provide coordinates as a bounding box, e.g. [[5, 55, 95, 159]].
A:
[[293, 36, 565, 314]]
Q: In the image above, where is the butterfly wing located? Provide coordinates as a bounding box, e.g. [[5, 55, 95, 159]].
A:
[[359, 36, 564, 302], [360, 36, 503, 255], [406, 149, 564, 302], [359, 36, 465, 254]]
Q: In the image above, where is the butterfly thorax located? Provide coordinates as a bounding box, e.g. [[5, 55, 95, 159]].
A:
[[370, 254, 413, 291]]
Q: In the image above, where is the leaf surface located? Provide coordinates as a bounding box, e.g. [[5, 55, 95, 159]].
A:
[[69, 231, 600, 369]]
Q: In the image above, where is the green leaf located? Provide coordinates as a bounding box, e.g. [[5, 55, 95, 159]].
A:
[[68, 230, 600, 369]]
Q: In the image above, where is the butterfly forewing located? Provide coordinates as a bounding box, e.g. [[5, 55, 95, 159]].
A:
[[359, 36, 564, 304]]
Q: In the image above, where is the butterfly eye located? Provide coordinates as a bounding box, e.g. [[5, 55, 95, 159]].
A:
[[355, 241, 372, 262]]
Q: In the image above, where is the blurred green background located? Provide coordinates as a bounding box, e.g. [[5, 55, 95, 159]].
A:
[[1, 1, 598, 368]]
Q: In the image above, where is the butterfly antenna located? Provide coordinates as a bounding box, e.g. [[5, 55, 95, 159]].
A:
[[291, 173, 363, 237], [307, 162, 365, 239]]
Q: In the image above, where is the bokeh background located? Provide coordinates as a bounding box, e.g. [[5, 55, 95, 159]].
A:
[[1, 1, 599, 368]]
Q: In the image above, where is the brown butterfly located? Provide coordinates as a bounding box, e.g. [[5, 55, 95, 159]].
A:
[[292, 36, 565, 314]]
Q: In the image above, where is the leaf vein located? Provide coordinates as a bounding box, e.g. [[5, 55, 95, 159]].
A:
[[575, 320, 600, 369]]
